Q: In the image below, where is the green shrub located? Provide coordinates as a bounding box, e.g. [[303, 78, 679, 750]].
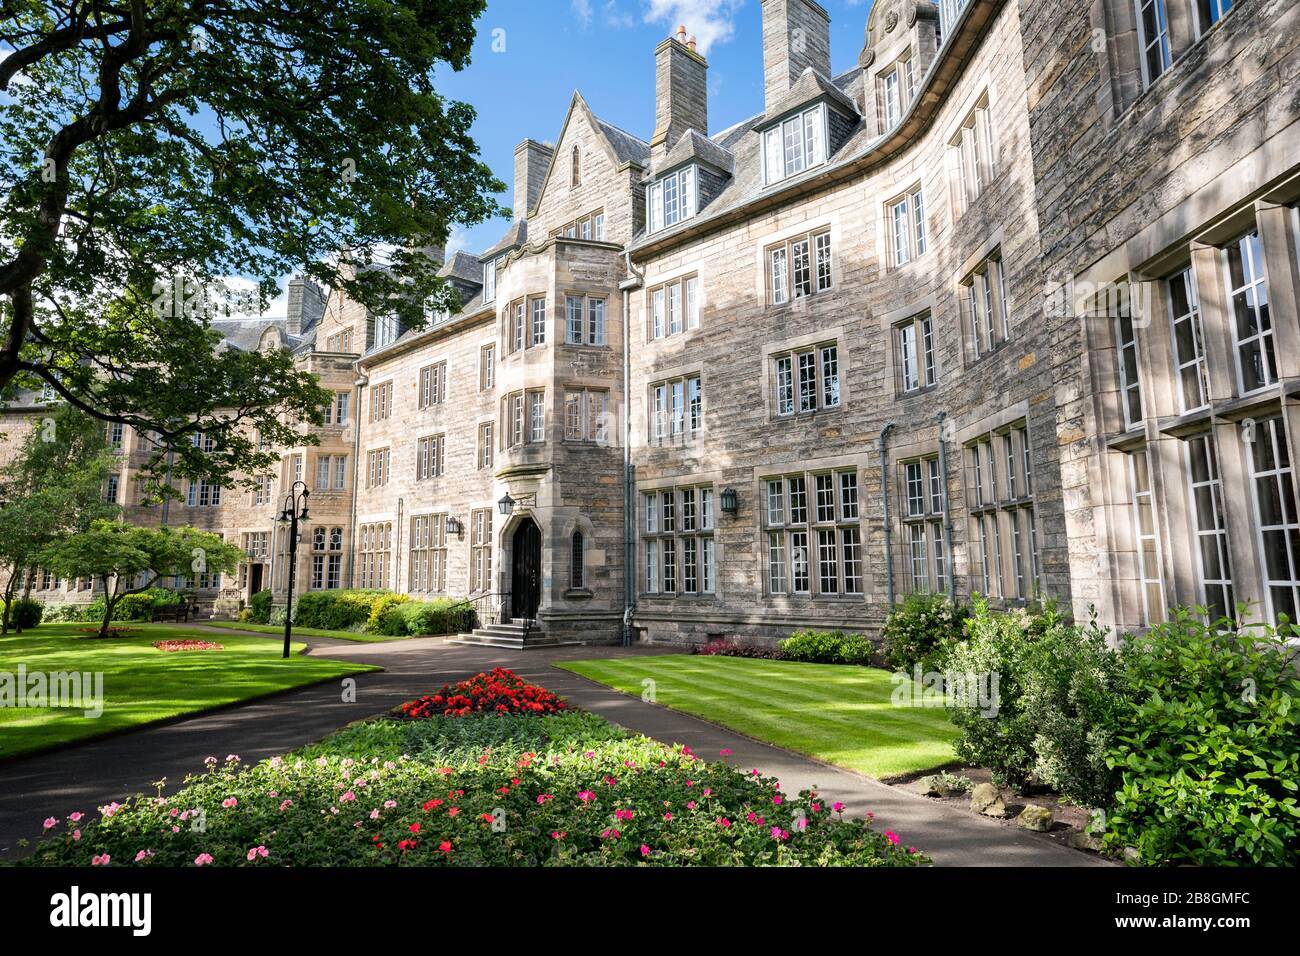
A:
[[779, 630, 873, 665], [365, 592, 412, 635], [940, 599, 1039, 790], [42, 603, 87, 623], [397, 597, 472, 636], [1104, 610, 1300, 866], [5, 597, 44, 629], [1019, 613, 1124, 808], [268, 604, 289, 627], [293, 589, 388, 630], [249, 588, 273, 624], [881, 593, 969, 673]]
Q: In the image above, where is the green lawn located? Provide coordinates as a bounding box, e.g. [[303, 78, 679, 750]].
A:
[[0, 623, 380, 759], [203, 621, 413, 643], [555, 655, 959, 780]]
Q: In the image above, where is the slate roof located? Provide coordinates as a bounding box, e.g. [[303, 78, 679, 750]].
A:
[[654, 129, 736, 179], [630, 64, 879, 251], [596, 118, 651, 168]]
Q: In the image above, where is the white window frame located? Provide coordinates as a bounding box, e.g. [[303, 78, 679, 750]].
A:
[[761, 104, 827, 186]]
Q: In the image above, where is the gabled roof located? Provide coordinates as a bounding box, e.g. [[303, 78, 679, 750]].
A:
[[764, 67, 861, 123], [528, 91, 650, 219], [653, 129, 735, 179], [438, 249, 484, 284]]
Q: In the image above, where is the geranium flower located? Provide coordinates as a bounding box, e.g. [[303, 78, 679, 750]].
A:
[[91, 854, 110, 866], [134, 849, 154, 862], [885, 830, 900, 846], [447, 807, 459, 817], [194, 853, 214, 866], [719, 748, 732, 757], [423, 799, 444, 811], [72, 829, 81, 841], [439, 841, 453, 852], [409, 823, 421, 834], [68, 812, 83, 823], [383, 800, 397, 809], [340, 791, 356, 803], [537, 794, 553, 804], [833, 802, 845, 813], [577, 791, 596, 803], [640, 844, 651, 857], [663, 812, 673, 821], [246, 846, 269, 861], [42, 817, 57, 830], [771, 827, 789, 841], [221, 797, 238, 808]]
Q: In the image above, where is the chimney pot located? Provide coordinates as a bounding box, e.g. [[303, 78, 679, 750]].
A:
[[676, 24, 687, 41], [687, 36, 697, 51]]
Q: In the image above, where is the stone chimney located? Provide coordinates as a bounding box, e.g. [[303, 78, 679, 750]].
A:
[[513, 139, 554, 222], [650, 25, 708, 166], [285, 275, 326, 336], [761, 0, 832, 114]]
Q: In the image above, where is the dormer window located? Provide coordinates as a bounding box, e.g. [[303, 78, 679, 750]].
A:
[[647, 165, 697, 235], [762, 104, 826, 187], [374, 312, 399, 349], [483, 257, 500, 303]]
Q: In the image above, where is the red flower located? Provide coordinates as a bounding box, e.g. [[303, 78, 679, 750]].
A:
[[408, 822, 421, 834]]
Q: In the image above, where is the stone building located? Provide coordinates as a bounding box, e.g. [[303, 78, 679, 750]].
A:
[[3, 0, 1298, 648]]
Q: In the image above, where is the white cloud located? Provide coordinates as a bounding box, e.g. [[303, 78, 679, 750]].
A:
[[444, 223, 471, 256], [642, 0, 745, 55], [572, 0, 594, 27], [601, 1, 638, 29]]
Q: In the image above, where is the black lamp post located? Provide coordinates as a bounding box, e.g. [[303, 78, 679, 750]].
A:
[[276, 481, 310, 659], [497, 491, 536, 516]]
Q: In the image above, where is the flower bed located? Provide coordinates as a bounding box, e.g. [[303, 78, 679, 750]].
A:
[[399, 667, 566, 718], [19, 707, 927, 867], [152, 640, 224, 652]]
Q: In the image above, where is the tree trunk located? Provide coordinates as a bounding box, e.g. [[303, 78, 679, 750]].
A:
[[98, 575, 116, 638]]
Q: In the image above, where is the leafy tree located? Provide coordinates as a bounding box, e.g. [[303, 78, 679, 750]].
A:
[[0, 405, 119, 632], [41, 519, 242, 636], [0, 1, 505, 484]]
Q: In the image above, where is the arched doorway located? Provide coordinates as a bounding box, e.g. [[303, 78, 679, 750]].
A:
[[510, 516, 542, 620]]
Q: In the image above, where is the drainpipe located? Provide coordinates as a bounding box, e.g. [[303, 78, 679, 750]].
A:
[[879, 422, 897, 608], [936, 411, 956, 602], [347, 371, 367, 588], [621, 251, 645, 647]]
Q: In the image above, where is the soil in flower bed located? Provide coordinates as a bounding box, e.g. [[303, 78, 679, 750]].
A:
[[889, 765, 1096, 854], [17, 703, 929, 867]]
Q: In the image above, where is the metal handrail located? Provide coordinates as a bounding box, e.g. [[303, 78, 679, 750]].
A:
[[446, 591, 508, 632]]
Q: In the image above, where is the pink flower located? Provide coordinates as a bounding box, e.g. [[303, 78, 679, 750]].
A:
[[171, 826, 180, 833], [383, 800, 397, 809], [42, 817, 57, 831], [663, 812, 673, 821], [614, 809, 633, 822], [340, 791, 356, 803], [908, 846, 918, 854], [702, 788, 712, 797], [68, 812, 83, 823], [194, 853, 214, 866], [99, 802, 122, 818], [246, 845, 269, 861], [832, 802, 845, 813], [771, 826, 789, 841], [716, 817, 732, 828], [72, 829, 81, 842], [537, 794, 553, 804], [772, 795, 783, 806], [279, 799, 293, 811], [134, 849, 154, 862], [226, 754, 240, 763], [885, 830, 900, 845], [91, 854, 110, 866], [812, 802, 822, 813], [269, 757, 283, 769], [577, 791, 596, 803], [221, 797, 238, 809], [370, 809, 381, 820], [640, 844, 650, 857], [719, 748, 733, 757]]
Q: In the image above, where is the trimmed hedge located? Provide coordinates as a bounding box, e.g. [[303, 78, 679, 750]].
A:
[[288, 589, 472, 637], [779, 630, 874, 665], [292, 590, 389, 630]]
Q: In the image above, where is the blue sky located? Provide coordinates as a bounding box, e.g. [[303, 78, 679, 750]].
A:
[[437, 0, 877, 257]]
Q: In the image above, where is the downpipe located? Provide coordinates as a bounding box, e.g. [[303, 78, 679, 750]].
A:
[[879, 422, 896, 608], [936, 411, 956, 602]]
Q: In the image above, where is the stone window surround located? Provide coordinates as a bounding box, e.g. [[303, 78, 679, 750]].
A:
[[1070, 164, 1300, 630], [641, 357, 704, 448], [942, 81, 999, 218], [641, 260, 707, 345], [882, 178, 928, 271], [556, 513, 598, 599], [1094, 0, 1242, 120], [636, 469, 725, 601], [751, 213, 840, 307], [562, 290, 610, 347], [740, 452, 874, 604], [757, 325, 849, 423], [953, 228, 1010, 365]]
